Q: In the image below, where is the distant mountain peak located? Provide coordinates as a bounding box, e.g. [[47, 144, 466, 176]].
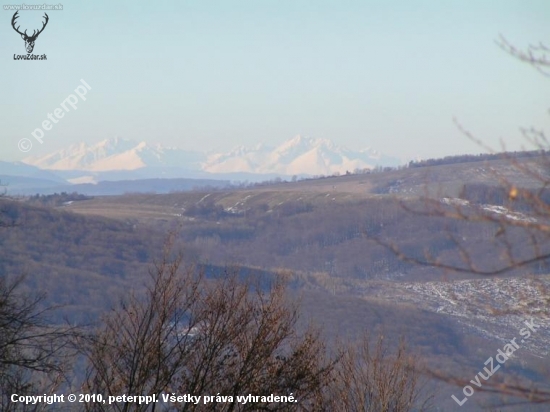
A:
[[203, 135, 400, 175], [23, 136, 401, 175], [23, 138, 145, 171]]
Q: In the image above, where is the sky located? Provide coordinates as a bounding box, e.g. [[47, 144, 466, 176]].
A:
[[0, 0, 549, 162]]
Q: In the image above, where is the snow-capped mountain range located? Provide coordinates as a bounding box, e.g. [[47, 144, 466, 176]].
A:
[[22, 136, 401, 177], [22, 137, 203, 173]]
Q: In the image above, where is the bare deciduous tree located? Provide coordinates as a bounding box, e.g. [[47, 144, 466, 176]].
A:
[[81, 240, 333, 412], [173, 270, 332, 412], [81, 237, 431, 412], [0, 275, 75, 412], [326, 335, 432, 412], [80, 243, 203, 412], [373, 38, 550, 406], [0, 198, 76, 411]]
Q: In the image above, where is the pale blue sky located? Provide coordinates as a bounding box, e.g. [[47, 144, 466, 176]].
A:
[[1, 0, 549, 162]]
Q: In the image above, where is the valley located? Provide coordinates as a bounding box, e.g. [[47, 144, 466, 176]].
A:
[[2, 153, 550, 410]]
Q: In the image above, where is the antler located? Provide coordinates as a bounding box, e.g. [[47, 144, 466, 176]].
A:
[[11, 11, 26, 37], [30, 13, 49, 39], [11, 11, 49, 39]]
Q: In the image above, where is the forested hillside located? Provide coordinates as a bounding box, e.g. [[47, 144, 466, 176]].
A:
[[2, 154, 550, 410]]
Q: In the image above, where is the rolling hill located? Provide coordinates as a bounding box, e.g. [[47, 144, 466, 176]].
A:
[[3, 152, 550, 410]]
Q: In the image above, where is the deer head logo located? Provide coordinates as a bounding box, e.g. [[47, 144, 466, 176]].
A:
[[11, 11, 49, 54]]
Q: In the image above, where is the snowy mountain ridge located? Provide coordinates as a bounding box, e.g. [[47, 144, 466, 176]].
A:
[[23, 135, 402, 176]]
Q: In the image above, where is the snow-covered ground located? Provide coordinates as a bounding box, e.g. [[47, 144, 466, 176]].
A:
[[441, 197, 537, 223], [374, 275, 550, 357]]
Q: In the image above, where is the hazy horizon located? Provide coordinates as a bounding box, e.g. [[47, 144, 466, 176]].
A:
[[1, 0, 549, 163]]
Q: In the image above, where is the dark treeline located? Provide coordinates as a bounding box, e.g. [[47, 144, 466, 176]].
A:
[[26, 192, 94, 207], [408, 149, 547, 168]]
